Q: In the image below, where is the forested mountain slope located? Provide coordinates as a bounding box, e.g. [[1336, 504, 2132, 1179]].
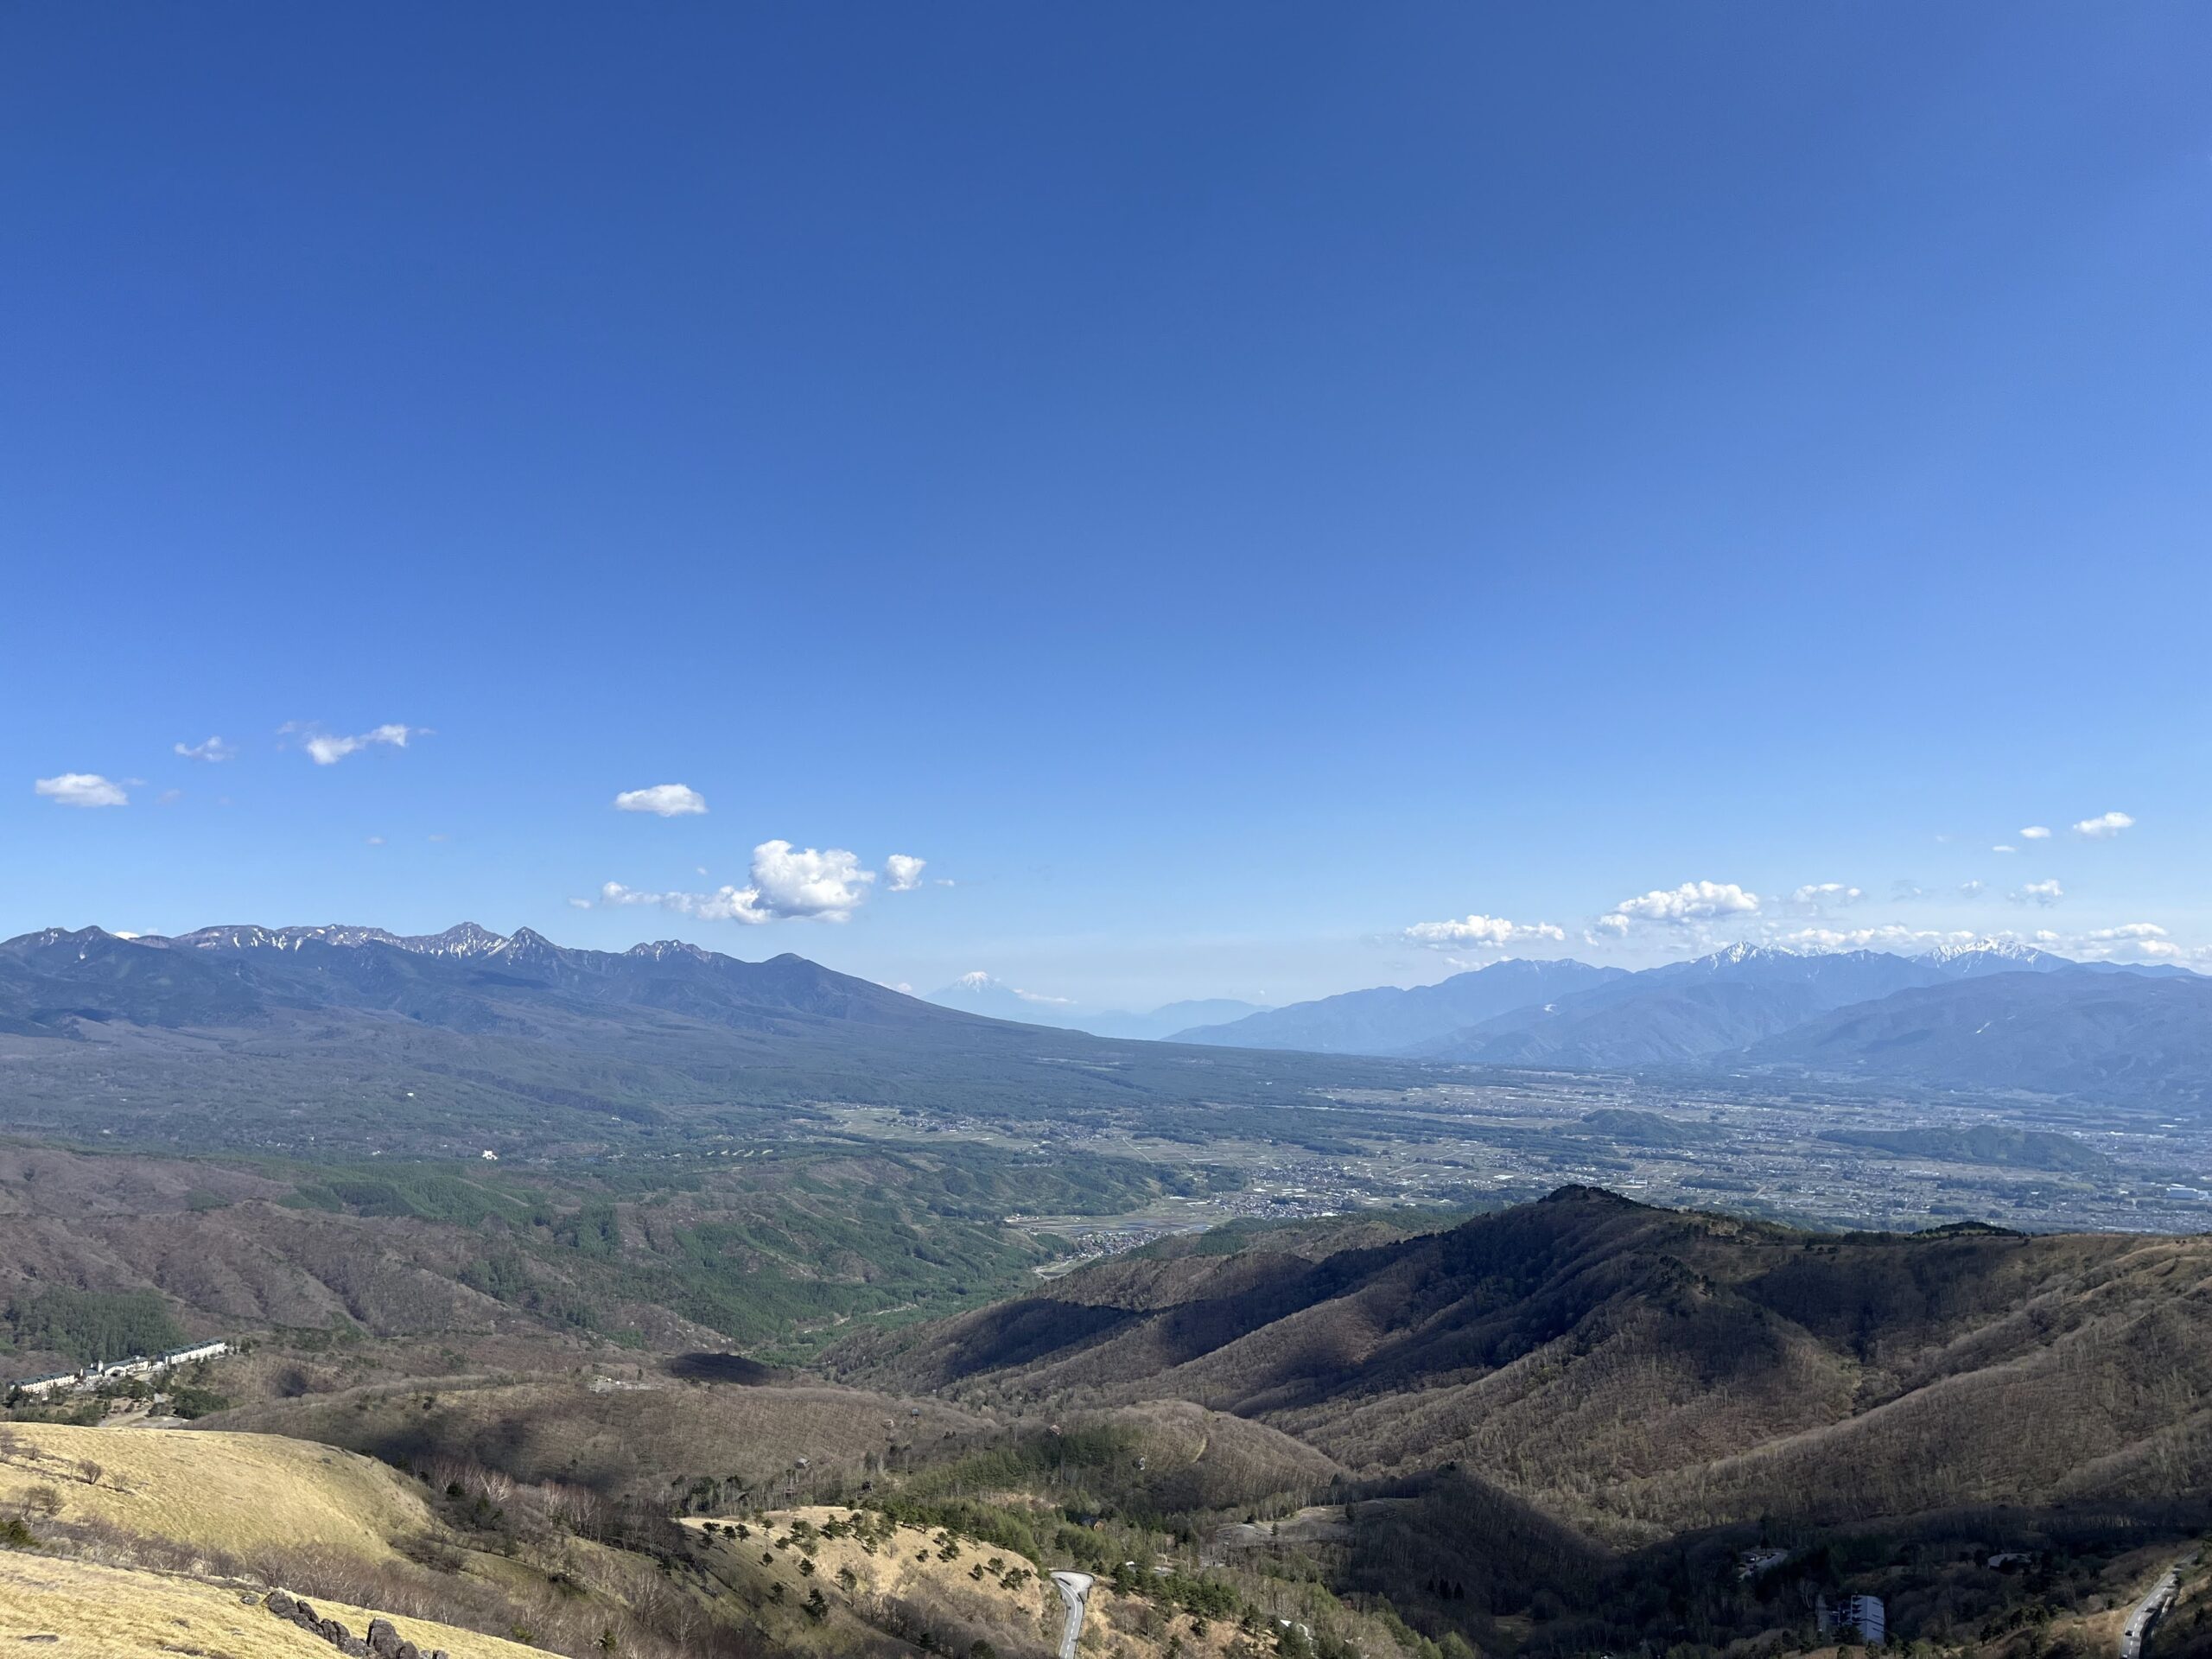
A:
[[835, 1187, 2212, 1537]]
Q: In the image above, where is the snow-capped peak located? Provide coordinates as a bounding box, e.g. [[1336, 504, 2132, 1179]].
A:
[[1928, 938, 2045, 965], [1698, 942, 1800, 969]]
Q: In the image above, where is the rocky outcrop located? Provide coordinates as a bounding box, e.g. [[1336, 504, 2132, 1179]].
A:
[[259, 1590, 445, 1659]]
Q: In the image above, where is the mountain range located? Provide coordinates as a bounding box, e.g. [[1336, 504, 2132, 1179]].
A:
[[4, 925, 2209, 1129], [835, 1183, 2212, 1535], [0, 923, 1408, 1157], [1173, 940, 2212, 1104]]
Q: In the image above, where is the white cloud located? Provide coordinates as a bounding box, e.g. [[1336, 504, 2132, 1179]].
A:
[[566, 896, 593, 909], [35, 772, 129, 808], [2073, 810, 2134, 840], [2012, 879, 2064, 907], [751, 840, 874, 919], [884, 854, 927, 892], [174, 736, 235, 763], [1603, 880, 1761, 930], [1959, 880, 1986, 897], [598, 839, 878, 925], [286, 722, 426, 766], [613, 783, 708, 817], [1777, 924, 1980, 953], [2019, 825, 2051, 840], [1402, 913, 1567, 950], [1791, 883, 1865, 907], [2075, 923, 2190, 963], [1992, 844, 2016, 855], [365, 835, 386, 847]]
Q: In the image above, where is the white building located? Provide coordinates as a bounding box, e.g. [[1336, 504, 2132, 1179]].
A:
[[158, 1341, 229, 1367], [1817, 1594, 1886, 1645]]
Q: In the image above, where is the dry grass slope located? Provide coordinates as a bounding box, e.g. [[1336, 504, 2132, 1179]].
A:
[[0, 1422, 434, 1564], [0, 1552, 543, 1659]]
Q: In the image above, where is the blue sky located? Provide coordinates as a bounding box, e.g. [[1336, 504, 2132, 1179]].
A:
[[4, 4, 2209, 1007]]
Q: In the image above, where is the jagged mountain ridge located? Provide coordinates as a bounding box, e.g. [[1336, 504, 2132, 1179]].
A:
[[0, 923, 1444, 1156], [0, 922, 971, 1036]]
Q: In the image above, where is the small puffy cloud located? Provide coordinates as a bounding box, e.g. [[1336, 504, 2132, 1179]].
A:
[[566, 896, 593, 909], [884, 854, 927, 892], [1992, 844, 2016, 855], [365, 835, 386, 847], [2073, 810, 2134, 840], [174, 735, 235, 762], [1603, 880, 1761, 930], [1960, 880, 1986, 897], [2076, 923, 2189, 962], [2012, 879, 2064, 907], [1791, 883, 1865, 907], [285, 722, 425, 766], [751, 840, 874, 919], [35, 772, 129, 808], [2019, 825, 2052, 840], [1402, 913, 1567, 950], [599, 840, 877, 925], [613, 784, 708, 817]]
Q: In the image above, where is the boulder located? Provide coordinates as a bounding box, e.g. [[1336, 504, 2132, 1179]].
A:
[[264, 1591, 296, 1619], [366, 1618, 402, 1656]]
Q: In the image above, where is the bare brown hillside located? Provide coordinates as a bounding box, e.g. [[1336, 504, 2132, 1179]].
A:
[[834, 1188, 2212, 1536]]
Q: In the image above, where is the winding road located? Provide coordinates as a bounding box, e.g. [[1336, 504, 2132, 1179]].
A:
[[1051, 1571, 1096, 1659], [2121, 1555, 2195, 1659]]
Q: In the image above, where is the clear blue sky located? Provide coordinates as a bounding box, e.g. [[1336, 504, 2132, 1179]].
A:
[[4, 4, 2208, 1006]]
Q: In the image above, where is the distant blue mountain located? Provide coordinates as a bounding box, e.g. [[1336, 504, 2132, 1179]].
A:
[[1171, 958, 1628, 1054], [1169, 941, 2205, 1108], [925, 973, 1266, 1040]]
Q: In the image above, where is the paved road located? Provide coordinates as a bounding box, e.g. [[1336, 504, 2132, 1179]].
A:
[[2121, 1556, 2195, 1659], [1051, 1571, 1096, 1659]]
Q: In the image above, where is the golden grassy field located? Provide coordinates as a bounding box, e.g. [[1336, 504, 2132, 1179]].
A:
[[0, 1422, 433, 1564], [0, 1552, 545, 1659]]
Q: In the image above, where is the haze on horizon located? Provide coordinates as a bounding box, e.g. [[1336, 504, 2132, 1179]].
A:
[[4, 5, 2209, 1008]]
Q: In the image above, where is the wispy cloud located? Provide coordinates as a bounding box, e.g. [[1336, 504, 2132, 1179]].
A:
[[613, 784, 708, 817], [283, 722, 427, 766], [1791, 882, 1865, 907], [35, 772, 129, 808], [174, 735, 235, 763], [2011, 879, 2064, 907]]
